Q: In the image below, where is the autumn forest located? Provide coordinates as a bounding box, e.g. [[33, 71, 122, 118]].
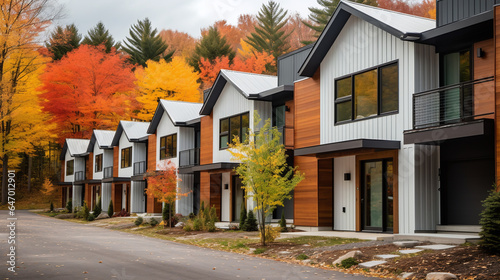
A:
[[0, 0, 436, 205]]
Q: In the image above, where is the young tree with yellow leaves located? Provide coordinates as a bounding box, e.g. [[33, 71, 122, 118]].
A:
[[229, 112, 304, 246], [0, 0, 60, 204], [135, 56, 201, 120]]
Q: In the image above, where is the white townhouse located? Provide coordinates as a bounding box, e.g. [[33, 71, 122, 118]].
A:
[[60, 138, 90, 209]]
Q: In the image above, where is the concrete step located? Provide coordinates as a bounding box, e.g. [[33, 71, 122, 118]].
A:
[[436, 225, 481, 233], [394, 233, 480, 245]]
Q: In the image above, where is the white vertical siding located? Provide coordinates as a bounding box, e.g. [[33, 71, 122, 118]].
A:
[[130, 181, 146, 213], [398, 145, 416, 234], [179, 127, 195, 151], [118, 132, 133, 177], [333, 156, 356, 231], [133, 143, 146, 163], [177, 174, 194, 216], [103, 149, 113, 169], [221, 172, 231, 222], [414, 145, 440, 231], [93, 143, 104, 180], [64, 150, 74, 182], [101, 183, 112, 212], [212, 84, 254, 163], [72, 184, 82, 208], [156, 112, 179, 168], [253, 101, 272, 131]]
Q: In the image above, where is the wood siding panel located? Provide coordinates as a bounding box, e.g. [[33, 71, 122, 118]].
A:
[[86, 153, 93, 180], [294, 70, 321, 149], [200, 114, 213, 165], [474, 39, 495, 119], [61, 160, 65, 182], [495, 6, 500, 185], [200, 171, 210, 208], [113, 147, 119, 177], [285, 99, 295, 149], [148, 134, 157, 170], [318, 159, 333, 227], [294, 156, 319, 226], [210, 173, 222, 219]]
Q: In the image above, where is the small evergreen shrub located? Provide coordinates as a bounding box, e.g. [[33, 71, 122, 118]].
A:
[[66, 200, 72, 213], [82, 202, 90, 220], [135, 217, 143, 226], [259, 225, 280, 243], [200, 201, 205, 212], [150, 218, 158, 227], [244, 210, 258, 231], [93, 196, 102, 217], [162, 204, 175, 226], [189, 212, 195, 220], [254, 248, 266, 254], [193, 218, 202, 231], [296, 253, 309, 260], [480, 186, 500, 253], [339, 257, 358, 268], [87, 214, 95, 222], [279, 211, 287, 232], [50, 202, 54, 212], [107, 200, 114, 217], [183, 224, 193, 231], [239, 204, 247, 230]]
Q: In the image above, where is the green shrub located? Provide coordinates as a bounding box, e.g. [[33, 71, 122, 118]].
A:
[[254, 248, 266, 254], [259, 225, 280, 243], [66, 200, 72, 213], [193, 218, 202, 231], [200, 200, 205, 212], [339, 257, 358, 268], [239, 204, 247, 230], [135, 217, 143, 226], [150, 218, 158, 227], [108, 200, 114, 217], [93, 196, 102, 217], [87, 214, 95, 222], [183, 224, 193, 231], [162, 203, 175, 226], [296, 253, 309, 260], [480, 186, 500, 253], [189, 212, 195, 220], [244, 210, 258, 231], [279, 211, 287, 232], [50, 202, 54, 212], [82, 201, 90, 220]]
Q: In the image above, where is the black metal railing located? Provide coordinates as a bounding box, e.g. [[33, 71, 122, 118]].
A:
[[103, 166, 113, 179], [133, 161, 146, 175], [179, 148, 200, 167], [75, 171, 84, 181], [413, 76, 494, 129]]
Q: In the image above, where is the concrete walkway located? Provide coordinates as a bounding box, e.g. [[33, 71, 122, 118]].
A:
[[281, 231, 394, 241]]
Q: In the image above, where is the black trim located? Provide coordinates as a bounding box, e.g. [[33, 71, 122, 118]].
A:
[[180, 162, 240, 173], [159, 133, 177, 160], [102, 177, 131, 183], [131, 175, 146, 181], [121, 147, 132, 168], [57, 182, 73, 186], [256, 85, 294, 102], [219, 112, 249, 150], [294, 139, 400, 157], [403, 119, 494, 145], [200, 73, 228, 115]]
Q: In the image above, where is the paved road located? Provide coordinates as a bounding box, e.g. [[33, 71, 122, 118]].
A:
[[0, 211, 379, 280]]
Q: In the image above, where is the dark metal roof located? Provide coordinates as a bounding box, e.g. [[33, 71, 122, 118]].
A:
[[294, 139, 400, 157]]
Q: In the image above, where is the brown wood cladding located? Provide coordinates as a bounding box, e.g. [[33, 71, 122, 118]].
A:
[[293, 156, 319, 227], [84, 184, 91, 205], [285, 99, 295, 149], [294, 70, 320, 149], [318, 159, 333, 227], [210, 173, 222, 219], [113, 147, 119, 177], [200, 171, 210, 208], [86, 153, 93, 180], [148, 134, 157, 170], [146, 193, 162, 213], [61, 160, 65, 181], [495, 6, 500, 185], [200, 113, 213, 165], [112, 183, 123, 213], [474, 39, 495, 119]]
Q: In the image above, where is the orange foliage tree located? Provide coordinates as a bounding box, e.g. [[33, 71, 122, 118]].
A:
[[40, 45, 137, 143], [378, 0, 436, 19], [159, 29, 197, 58], [202, 20, 244, 51], [144, 160, 188, 227]]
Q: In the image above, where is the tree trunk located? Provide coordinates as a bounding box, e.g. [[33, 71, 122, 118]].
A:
[[1, 154, 8, 205], [169, 202, 172, 229], [260, 201, 266, 246], [28, 155, 32, 192]]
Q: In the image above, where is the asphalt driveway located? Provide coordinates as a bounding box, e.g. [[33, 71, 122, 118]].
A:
[[0, 210, 379, 280]]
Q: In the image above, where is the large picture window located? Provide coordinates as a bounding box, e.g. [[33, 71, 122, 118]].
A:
[[335, 62, 398, 123], [121, 147, 132, 168], [95, 154, 103, 172], [66, 160, 74, 176], [220, 112, 249, 149], [160, 134, 177, 159]]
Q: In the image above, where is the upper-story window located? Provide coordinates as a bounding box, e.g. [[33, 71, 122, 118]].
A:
[[220, 112, 249, 149], [95, 154, 103, 172], [160, 134, 177, 159], [121, 147, 132, 168], [66, 160, 74, 176], [335, 62, 398, 123]]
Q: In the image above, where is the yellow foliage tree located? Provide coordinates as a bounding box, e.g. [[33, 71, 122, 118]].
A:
[[135, 57, 201, 120]]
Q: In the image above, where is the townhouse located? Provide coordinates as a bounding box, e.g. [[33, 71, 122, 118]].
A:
[[60, 138, 90, 209], [147, 100, 202, 216]]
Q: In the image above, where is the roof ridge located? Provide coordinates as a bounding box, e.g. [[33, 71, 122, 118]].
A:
[[342, 0, 435, 22], [221, 69, 277, 79], [160, 99, 202, 105]]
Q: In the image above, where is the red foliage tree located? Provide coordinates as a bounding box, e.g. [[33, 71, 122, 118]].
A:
[[378, 0, 436, 19], [40, 45, 138, 143]]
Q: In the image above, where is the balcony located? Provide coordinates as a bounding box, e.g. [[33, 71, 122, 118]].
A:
[[74, 171, 84, 181], [103, 166, 113, 179], [179, 148, 200, 168], [133, 161, 146, 176], [413, 77, 494, 130]]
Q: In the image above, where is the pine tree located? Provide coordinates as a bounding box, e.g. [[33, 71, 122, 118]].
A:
[[108, 200, 114, 217], [279, 211, 287, 232], [244, 210, 258, 232], [82, 22, 120, 53], [244, 1, 290, 62], [188, 27, 235, 72], [46, 24, 82, 60], [93, 196, 102, 217], [239, 203, 247, 230], [479, 186, 500, 253], [122, 18, 174, 67]]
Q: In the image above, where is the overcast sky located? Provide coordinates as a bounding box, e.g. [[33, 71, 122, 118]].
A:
[[52, 0, 314, 43]]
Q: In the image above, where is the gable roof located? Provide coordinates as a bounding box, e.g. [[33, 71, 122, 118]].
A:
[[60, 138, 90, 160], [111, 121, 150, 146], [200, 69, 277, 115], [299, 0, 436, 77], [147, 100, 202, 134], [87, 130, 115, 152]]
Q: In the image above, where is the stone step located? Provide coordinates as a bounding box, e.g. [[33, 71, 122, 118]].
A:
[[374, 254, 399, 260], [358, 260, 387, 268], [436, 225, 481, 233], [393, 241, 420, 248], [416, 244, 456, 250], [399, 249, 423, 254]]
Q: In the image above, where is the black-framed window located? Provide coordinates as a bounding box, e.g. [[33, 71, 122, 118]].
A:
[[220, 112, 249, 149], [66, 160, 74, 176], [95, 154, 103, 172], [121, 147, 132, 168], [160, 134, 177, 159], [335, 62, 398, 123]]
